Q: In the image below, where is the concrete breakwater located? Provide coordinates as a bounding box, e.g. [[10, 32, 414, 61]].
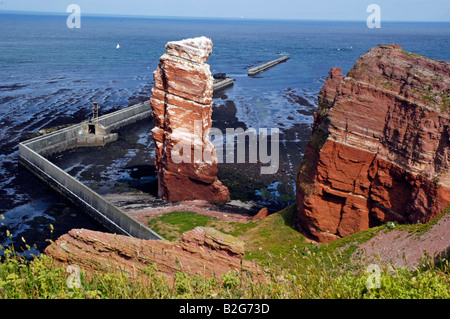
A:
[[248, 56, 290, 76], [213, 77, 235, 91], [18, 101, 164, 240]]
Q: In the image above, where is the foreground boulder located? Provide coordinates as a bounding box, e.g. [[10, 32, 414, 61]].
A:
[[45, 227, 258, 280], [150, 36, 229, 203], [297, 44, 450, 242]]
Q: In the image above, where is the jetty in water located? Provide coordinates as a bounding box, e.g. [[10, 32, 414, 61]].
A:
[[18, 102, 164, 241], [213, 77, 235, 91], [248, 55, 290, 76]]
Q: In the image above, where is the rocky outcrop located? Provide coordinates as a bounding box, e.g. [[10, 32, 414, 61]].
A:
[[150, 37, 229, 203], [45, 227, 259, 280], [297, 44, 450, 242], [252, 207, 269, 221]]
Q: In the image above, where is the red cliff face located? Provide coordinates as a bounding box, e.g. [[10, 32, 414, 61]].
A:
[[150, 37, 229, 203], [297, 44, 450, 242]]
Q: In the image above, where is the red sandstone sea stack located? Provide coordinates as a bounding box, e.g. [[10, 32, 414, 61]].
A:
[[150, 37, 230, 203], [296, 44, 450, 242]]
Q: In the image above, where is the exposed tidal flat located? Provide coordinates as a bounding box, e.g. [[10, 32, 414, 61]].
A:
[[46, 87, 312, 224], [1, 13, 450, 285]]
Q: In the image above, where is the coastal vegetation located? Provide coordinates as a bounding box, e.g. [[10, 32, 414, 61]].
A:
[[0, 206, 448, 299], [401, 50, 439, 62]]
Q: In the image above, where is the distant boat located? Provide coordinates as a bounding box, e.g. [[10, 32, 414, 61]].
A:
[[116, 43, 120, 50]]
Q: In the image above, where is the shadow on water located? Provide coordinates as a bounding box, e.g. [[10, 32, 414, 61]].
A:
[[121, 164, 159, 195]]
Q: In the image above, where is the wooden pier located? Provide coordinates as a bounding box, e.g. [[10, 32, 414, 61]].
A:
[[248, 55, 290, 76]]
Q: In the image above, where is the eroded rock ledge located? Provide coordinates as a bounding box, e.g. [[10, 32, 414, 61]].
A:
[[45, 227, 259, 281], [296, 44, 450, 242]]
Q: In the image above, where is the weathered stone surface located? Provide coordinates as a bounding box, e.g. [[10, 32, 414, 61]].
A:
[[252, 207, 269, 221], [45, 227, 259, 281], [165, 36, 213, 64], [153, 54, 213, 105], [297, 44, 450, 242], [150, 37, 229, 203]]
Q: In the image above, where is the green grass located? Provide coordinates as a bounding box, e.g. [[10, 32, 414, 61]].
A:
[[147, 211, 215, 241], [401, 50, 439, 62], [1, 247, 447, 299], [1, 206, 449, 299], [147, 211, 259, 241], [440, 92, 450, 113], [241, 205, 306, 262]]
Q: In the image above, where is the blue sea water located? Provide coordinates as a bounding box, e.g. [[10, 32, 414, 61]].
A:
[[0, 13, 449, 252]]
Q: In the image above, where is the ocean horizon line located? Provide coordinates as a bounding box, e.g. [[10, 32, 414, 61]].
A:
[[1, 9, 449, 24]]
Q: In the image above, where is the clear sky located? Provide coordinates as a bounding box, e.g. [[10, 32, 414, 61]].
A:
[[1, 0, 449, 22]]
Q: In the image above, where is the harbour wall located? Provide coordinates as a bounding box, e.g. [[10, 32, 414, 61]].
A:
[[248, 56, 290, 76], [18, 101, 164, 240]]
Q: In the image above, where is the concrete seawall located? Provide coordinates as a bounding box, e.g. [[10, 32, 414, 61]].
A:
[[248, 56, 290, 76], [23, 101, 152, 157], [18, 101, 164, 240], [213, 77, 235, 91]]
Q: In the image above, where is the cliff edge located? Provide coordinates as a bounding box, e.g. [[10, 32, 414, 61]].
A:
[[296, 44, 450, 242]]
